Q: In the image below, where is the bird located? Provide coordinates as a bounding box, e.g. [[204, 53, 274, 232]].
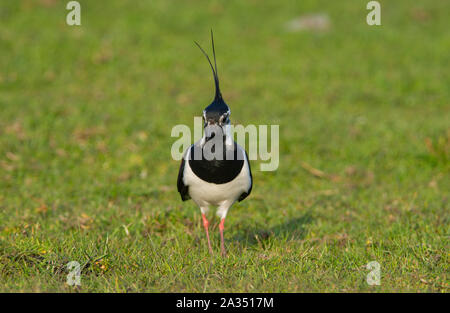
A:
[[177, 31, 252, 256]]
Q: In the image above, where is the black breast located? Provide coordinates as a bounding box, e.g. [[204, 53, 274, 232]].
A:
[[188, 142, 244, 184]]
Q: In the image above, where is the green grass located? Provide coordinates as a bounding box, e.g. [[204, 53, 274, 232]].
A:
[[0, 0, 449, 292]]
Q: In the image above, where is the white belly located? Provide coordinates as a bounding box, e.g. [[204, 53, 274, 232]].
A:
[[183, 147, 251, 209]]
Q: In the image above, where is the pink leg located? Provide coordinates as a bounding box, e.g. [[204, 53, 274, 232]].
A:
[[202, 213, 213, 254], [219, 218, 227, 257]]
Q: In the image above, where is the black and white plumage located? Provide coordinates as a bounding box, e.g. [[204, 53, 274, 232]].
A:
[[177, 31, 252, 255], [178, 142, 252, 215]]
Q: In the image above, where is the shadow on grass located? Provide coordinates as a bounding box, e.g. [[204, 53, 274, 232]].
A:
[[232, 212, 313, 246]]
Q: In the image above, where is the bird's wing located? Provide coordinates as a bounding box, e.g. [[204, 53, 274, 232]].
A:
[[238, 150, 252, 202], [177, 148, 191, 201]]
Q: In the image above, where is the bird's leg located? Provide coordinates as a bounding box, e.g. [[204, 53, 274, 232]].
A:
[[202, 213, 213, 255], [219, 218, 226, 257]]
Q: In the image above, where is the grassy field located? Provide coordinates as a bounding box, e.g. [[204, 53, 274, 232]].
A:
[[0, 0, 448, 292]]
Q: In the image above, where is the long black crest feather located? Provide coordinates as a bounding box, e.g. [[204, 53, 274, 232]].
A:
[[194, 30, 222, 100]]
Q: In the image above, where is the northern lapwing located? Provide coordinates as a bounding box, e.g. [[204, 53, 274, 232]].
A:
[[177, 31, 252, 256]]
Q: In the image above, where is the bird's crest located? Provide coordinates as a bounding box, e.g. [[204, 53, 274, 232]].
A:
[[194, 30, 222, 101]]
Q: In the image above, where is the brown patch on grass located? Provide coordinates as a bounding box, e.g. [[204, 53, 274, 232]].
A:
[[4, 122, 27, 140], [300, 161, 341, 182], [72, 126, 106, 146], [410, 8, 431, 22], [78, 213, 94, 230], [35, 203, 48, 215]]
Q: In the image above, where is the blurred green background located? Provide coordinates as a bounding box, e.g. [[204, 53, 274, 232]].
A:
[[0, 0, 448, 292]]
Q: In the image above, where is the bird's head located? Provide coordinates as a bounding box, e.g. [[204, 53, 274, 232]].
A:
[[202, 98, 230, 140], [195, 31, 231, 143]]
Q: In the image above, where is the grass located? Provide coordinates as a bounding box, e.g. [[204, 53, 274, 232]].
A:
[[0, 0, 448, 292]]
